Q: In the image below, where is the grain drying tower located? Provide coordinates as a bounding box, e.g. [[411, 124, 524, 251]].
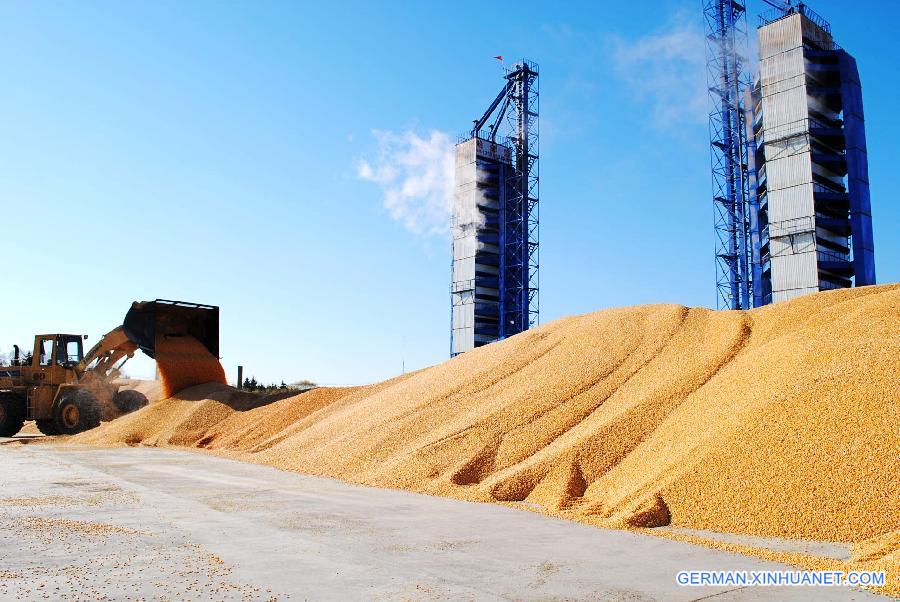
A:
[[451, 60, 539, 356], [746, 3, 876, 304]]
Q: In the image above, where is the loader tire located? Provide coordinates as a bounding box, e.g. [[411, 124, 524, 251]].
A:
[[35, 420, 60, 436], [112, 390, 149, 415], [53, 390, 101, 435], [0, 394, 25, 437]]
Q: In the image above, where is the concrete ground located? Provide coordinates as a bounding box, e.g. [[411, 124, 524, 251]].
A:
[[0, 443, 885, 601]]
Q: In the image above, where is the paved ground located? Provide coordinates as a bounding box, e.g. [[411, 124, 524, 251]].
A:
[[0, 443, 885, 601]]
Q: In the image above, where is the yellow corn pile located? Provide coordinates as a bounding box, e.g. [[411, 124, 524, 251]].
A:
[[72, 284, 900, 594], [155, 336, 227, 397]]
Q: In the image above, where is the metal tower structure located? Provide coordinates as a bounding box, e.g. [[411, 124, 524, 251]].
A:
[[450, 60, 539, 356], [503, 60, 540, 332], [704, 0, 753, 310], [747, 1, 876, 304]]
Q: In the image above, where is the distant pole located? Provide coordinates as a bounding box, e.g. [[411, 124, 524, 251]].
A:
[[237, 365, 243, 389]]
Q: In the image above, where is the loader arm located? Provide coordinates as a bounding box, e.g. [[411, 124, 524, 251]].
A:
[[77, 327, 139, 381]]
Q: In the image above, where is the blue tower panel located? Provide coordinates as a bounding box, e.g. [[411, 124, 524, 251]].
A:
[[838, 51, 876, 286]]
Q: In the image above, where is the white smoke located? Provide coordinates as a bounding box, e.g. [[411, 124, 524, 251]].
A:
[[357, 129, 455, 237], [452, 187, 492, 239], [610, 14, 708, 127]]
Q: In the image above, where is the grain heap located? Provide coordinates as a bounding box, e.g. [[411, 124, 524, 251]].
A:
[[154, 336, 226, 397], [71, 284, 900, 593]]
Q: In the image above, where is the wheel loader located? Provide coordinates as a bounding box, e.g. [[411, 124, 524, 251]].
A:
[[0, 299, 219, 437]]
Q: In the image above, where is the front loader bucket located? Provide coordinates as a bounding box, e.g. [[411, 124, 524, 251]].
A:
[[122, 299, 219, 360]]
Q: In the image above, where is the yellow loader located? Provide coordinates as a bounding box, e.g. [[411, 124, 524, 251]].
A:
[[0, 299, 219, 436]]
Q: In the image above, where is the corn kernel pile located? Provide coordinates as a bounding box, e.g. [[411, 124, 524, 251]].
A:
[[155, 336, 227, 397], [71, 284, 900, 594]]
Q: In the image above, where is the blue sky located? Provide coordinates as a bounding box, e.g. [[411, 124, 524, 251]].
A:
[[1, 1, 896, 385]]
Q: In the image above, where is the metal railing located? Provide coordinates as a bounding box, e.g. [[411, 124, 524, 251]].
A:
[[451, 279, 475, 294], [804, 39, 842, 52], [813, 181, 846, 195], [759, 116, 841, 149], [769, 215, 815, 238], [808, 115, 841, 131], [817, 248, 851, 264], [759, 4, 831, 34]]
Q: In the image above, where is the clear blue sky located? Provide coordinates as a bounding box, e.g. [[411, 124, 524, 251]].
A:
[[1, 1, 896, 385]]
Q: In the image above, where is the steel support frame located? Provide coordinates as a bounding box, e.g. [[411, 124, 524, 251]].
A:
[[501, 60, 540, 335], [705, 0, 753, 310]]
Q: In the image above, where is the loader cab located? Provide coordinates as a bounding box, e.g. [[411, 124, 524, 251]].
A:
[[32, 335, 85, 369], [57, 335, 84, 367]]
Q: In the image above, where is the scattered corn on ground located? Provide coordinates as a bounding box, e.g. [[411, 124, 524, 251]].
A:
[[71, 284, 900, 594], [155, 336, 227, 397]]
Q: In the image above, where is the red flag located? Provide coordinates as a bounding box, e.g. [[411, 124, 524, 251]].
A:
[[494, 55, 503, 62]]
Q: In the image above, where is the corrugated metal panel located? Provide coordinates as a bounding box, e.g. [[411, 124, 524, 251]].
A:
[[771, 251, 818, 291], [453, 236, 476, 259], [770, 230, 815, 255], [767, 183, 813, 222], [763, 134, 809, 162], [760, 47, 804, 88], [792, 231, 816, 253], [455, 139, 476, 167], [761, 74, 805, 98], [759, 14, 803, 59], [450, 328, 473, 355], [762, 86, 807, 129], [769, 236, 792, 258], [453, 259, 475, 282], [766, 153, 811, 191], [770, 225, 815, 250], [452, 304, 473, 326]]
